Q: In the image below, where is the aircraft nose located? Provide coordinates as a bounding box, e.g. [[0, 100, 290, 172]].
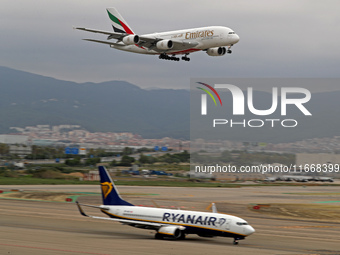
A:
[[233, 34, 240, 44], [244, 225, 255, 235]]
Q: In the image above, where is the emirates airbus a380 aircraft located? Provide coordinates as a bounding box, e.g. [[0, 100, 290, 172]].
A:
[[75, 8, 240, 61], [76, 166, 255, 245]]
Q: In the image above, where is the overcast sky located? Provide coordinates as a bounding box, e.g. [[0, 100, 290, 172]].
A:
[[1, 0, 340, 89]]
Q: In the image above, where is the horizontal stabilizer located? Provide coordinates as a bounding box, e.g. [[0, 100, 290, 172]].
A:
[[76, 201, 162, 227], [76, 202, 109, 211]]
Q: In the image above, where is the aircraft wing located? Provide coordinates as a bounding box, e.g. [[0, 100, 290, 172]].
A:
[[138, 35, 199, 51], [76, 202, 162, 228], [82, 39, 123, 46], [75, 27, 198, 52], [171, 40, 199, 50], [74, 27, 125, 40]]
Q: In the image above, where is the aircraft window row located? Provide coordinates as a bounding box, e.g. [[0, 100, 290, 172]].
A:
[[228, 32, 236, 34], [123, 213, 162, 219], [236, 222, 248, 225]]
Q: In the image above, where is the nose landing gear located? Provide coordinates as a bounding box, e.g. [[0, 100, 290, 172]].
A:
[[227, 44, 233, 54], [233, 236, 244, 245]]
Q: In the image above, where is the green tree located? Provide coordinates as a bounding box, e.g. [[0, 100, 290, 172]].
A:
[[85, 157, 101, 166], [139, 154, 150, 164], [25, 145, 65, 159], [220, 150, 232, 163], [139, 154, 157, 164], [0, 143, 9, 155], [119, 155, 135, 166], [122, 147, 134, 156], [65, 158, 81, 166]]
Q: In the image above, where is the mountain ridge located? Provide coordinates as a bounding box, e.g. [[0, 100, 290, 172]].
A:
[[1, 66, 339, 143], [0, 66, 190, 139]]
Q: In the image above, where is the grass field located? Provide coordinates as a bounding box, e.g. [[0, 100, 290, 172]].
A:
[[0, 176, 241, 187], [0, 176, 339, 187], [0, 176, 96, 185]]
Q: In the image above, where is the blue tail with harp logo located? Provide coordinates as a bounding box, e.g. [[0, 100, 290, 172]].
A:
[[98, 166, 134, 206]]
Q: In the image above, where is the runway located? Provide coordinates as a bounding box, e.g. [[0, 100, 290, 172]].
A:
[[1, 185, 340, 255]]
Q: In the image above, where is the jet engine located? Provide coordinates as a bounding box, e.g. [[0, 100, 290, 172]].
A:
[[206, 47, 226, 56], [122, 35, 140, 45], [157, 225, 185, 239], [156, 40, 173, 50]]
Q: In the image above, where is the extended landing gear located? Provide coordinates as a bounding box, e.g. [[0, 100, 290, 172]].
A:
[[159, 53, 190, 61], [159, 53, 179, 61], [227, 44, 233, 54], [233, 237, 244, 245], [181, 54, 190, 61]]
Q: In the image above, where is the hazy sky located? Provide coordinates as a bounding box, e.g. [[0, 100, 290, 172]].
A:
[[1, 0, 340, 89]]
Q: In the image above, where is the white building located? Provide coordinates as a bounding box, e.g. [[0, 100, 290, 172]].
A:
[[0, 134, 29, 145]]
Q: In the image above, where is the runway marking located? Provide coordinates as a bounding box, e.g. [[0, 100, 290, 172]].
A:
[[0, 243, 111, 255]]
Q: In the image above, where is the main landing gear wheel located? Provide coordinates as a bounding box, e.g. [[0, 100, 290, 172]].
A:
[[233, 239, 239, 245], [177, 231, 186, 240], [159, 53, 189, 61], [159, 53, 180, 61], [171, 55, 180, 61], [181, 54, 190, 61]]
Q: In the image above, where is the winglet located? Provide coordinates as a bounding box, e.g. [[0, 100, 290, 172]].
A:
[[76, 201, 89, 217], [212, 203, 217, 213], [205, 202, 218, 213]]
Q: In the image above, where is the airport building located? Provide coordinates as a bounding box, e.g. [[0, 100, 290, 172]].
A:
[[0, 134, 29, 145]]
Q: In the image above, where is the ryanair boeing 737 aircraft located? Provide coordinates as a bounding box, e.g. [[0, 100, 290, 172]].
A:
[[76, 166, 255, 245], [74, 8, 240, 61]]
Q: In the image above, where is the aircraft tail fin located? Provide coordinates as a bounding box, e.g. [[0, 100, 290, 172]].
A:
[[106, 8, 134, 35], [99, 166, 134, 206]]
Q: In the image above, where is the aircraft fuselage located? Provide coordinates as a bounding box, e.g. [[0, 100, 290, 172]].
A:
[[110, 26, 239, 55]]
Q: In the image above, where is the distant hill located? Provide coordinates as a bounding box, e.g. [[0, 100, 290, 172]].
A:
[[0, 66, 339, 142], [0, 66, 189, 139]]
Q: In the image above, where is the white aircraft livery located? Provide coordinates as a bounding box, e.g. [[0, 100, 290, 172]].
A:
[[76, 166, 255, 245], [74, 8, 240, 61]]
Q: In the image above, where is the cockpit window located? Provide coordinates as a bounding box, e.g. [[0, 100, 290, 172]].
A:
[[236, 222, 248, 225], [228, 32, 235, 34]]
